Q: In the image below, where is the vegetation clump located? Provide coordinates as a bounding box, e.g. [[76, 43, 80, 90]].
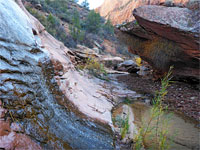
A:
[[84, 10, 102, 33], [26, 6, 77, 48], [25, 0, 127, 55], [134, 67, 174, 150], [77, 57, 109, 80], [81, 0, 90, 9], [69, 10, 85, 42]]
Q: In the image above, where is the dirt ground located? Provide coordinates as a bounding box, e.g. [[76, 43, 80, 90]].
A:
[[117, 74, 200, 122]]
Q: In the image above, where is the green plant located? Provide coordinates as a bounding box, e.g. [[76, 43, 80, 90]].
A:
[[26, 6, 78, 48], [134, 67, 174, 150], [86, 58, 107, 76], [84, 10, 102, 33], [69, 10, 85, 42], [77, 57, 108, 80], [120, 112, 130, 139], [26, 6, 48, 26], [113, 113, 130, 140], [103, 19, 114, 35], [124, 97, 131, 104], [81, 0, 89, 9]]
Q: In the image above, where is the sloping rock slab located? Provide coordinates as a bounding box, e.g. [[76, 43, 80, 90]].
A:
[[0, 0, 114, 149]]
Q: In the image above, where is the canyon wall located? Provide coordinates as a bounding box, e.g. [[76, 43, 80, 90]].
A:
[[97, 0, 193, 25]]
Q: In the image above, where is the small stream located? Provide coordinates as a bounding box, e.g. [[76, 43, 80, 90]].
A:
[[107, 74, 199, 150], [112, 102, 200, 150]]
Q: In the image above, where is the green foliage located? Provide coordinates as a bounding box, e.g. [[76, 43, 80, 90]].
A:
[[81, 0, 89, 9], [85, 57, 107, 77], [84, 10, 102, 33], [134, 67, 174, 150], [103, 19, 114, 35], [120, 113, 130, 139], [45, 13, 69, 44], [113, 113, 130, 139], [124, 97, 131, 104], [69, 10, 85, 42], [26, 6, 47, 25], [26, 6, 77, 48], [44, 0, 68, 13], [77, 57, 108, 80], [25, 0, 124, 50]]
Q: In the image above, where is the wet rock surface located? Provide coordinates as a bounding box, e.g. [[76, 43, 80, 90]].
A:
[[0, 100, 42, 150], [0, 0, 115, 149]]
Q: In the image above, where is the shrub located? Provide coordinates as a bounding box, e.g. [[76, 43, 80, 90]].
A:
[[69, 10, 85, 42], [26, 6, 47, 26], [84, 10, 102, 33], [102, 19, 114, 35], [81, 0, 89, 9], [85, 58, 107, 76], [134, 67, 174, 150], [77, 57, 108, 80], [26, 6, 77, 48]]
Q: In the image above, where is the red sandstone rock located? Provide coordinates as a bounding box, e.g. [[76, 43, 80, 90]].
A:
[[0, 132, 42, 150], [132, 5, 200, 79], [97, 0, 192, 25]]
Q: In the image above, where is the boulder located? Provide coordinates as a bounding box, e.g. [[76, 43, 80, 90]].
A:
[[100, 56, 124, 68], [117, 60, 140, 73], [133, 5, 199, 51], [132, 5, 200, 79], [117, 3, 199, 79]]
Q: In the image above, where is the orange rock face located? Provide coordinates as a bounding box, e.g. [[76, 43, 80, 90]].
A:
[[97, 0, 190, 25]]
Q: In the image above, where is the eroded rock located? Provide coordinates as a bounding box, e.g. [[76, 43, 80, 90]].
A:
[[132, 5, 200, 79], [117, 3, 199, 79]]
